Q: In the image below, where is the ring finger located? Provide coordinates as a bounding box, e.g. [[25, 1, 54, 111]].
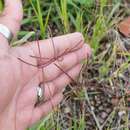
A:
[[19, 63, 82, 110]]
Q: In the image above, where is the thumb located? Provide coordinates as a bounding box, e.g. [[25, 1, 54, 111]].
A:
[[0, 0, 23, 52]]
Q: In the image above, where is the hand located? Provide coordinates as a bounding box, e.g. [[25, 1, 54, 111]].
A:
[[0, 0, 92, 130]]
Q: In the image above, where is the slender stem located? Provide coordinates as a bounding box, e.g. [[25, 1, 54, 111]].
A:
[[84, 87, 102, 130]]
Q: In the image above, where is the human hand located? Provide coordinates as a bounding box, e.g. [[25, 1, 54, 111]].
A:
[[0, 0, 92, 130]]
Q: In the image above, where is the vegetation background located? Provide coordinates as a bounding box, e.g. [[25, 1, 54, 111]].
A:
[[0, 0, 130, 130]]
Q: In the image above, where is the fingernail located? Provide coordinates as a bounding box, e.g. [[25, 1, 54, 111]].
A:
[[84, 44, 92, 58], [62, 88, 65, 93], [74, 32, 84, 40], [70, 32, 84, 43]]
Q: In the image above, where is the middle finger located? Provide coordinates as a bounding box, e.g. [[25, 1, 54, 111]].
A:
[[39, 44, 90, 82]]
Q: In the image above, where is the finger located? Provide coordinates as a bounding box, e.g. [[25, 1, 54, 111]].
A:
[[14, 43, 91, 85], [39, 44, 90, 81], [14, 32, 84, 65], [12, 32, 84, 85], [31, 92, 63, 125], [20, 63, 81, 109], [43, 64, 82, 101], [0, 0, 23, 49], [28, 32, 84, 59], [1, 0, 23, 36]]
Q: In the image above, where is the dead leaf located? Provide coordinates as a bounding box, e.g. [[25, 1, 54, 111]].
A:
[[118, 17, 130, 37]]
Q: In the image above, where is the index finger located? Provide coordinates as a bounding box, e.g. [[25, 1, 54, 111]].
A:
[[15, 32, 84, 66], [29, 32, 84, 60]]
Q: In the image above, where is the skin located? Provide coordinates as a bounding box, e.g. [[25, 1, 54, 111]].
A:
[[0, 0, 92, 130]]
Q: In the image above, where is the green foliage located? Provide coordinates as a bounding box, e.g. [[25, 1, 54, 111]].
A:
[[69, 11, 86, 34], [0, 0, 4, 12], [54, 0, 69, 33], [90, 0, 121, 54], [29, 0, 51, 38], [78, 116, 86, 130], [91, 15, 107, 53], [91, 0, 107, 53], [74, 0, 95, 8]]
